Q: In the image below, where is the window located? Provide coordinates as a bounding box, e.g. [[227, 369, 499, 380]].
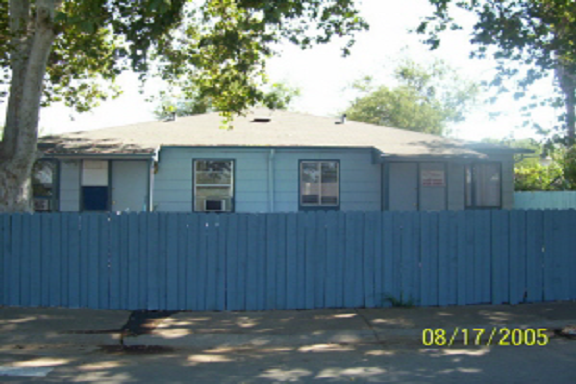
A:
[[82, 160, 109, 211], [194, 160, 234, 212], [465, 163, 501, 208], [32, 160, 58, 211], [300, 161, 339, 208]]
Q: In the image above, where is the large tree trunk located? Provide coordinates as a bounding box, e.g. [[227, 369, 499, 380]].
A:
[[556, 62, 576, 144], [0, 0, 60, 212]]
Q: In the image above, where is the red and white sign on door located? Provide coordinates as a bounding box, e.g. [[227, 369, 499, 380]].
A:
[[421, 170, 445, 187]]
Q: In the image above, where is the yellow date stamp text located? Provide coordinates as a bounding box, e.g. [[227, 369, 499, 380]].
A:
[[422, 328, 549, 347]]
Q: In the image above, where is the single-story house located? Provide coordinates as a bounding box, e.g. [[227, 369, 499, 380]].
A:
[[35, 109, 528, 213]]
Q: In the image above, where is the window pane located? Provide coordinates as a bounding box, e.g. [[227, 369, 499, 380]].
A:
[[320, 162, 338, 205], [301, 162, 320, 205], [195, 161, 232, 185], [82, 160, 108, 186], [474, 164, 500, 207], [33, 161, 55, 198], [301, 163, 319, 183]]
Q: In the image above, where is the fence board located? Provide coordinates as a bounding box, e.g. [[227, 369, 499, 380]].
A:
[[1, 210, 575, 310], [128, 214, 140, 309], [509, 211, 527, 305], [10, 214, 22, 306], [137, 213, 147, 309], [205, 214, 218, 311], [30, 214, 42, 307], [109, 214, 121, 309], [557, 211, 573, 301], [265, 214, 278, 310], [314, 211, 327, 309], [225, 214, 239, 310], [20, 214, 31, 307], [236, 214, 248, 311], [296, 213, 306, 309], [344, 213, 358, 308], [246, 214, 259, 311], [166, 213, 179, 310], [463, 211, 475, 305], [381, 213, 393, 307], [0, 215, 7, 306], [456, 211, 467, 306], [400, 212, 416, 306], [275, 214, 288, 310], [363, 212, 377, 308], [525, 211, 544, 302], [157, 213, 168, 310], [491, 211, 507, 304], [325, 211, 337, 308], [304, 212, 316, 310], [67, 214, 80, 308], [437, 213, 449, 306], [216, 214, 227, 311], [52, 214, 63, 307], [286, 213, 298, 309]]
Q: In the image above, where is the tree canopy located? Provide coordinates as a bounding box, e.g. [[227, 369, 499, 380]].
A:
[[0, 0, 367, 212], [153, 82, 301, 120], [344, 59, 478, 135], [417, 0, 576, 142]]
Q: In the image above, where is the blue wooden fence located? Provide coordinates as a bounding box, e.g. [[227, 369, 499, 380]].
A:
[[1, 211, 575, 310], [515, 191, 576, 210]]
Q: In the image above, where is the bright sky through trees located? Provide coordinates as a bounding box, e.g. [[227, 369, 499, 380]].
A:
[[1, 0, 556, 142]]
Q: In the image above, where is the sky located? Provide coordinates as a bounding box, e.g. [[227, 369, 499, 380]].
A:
[[2, 0, 558, 142]]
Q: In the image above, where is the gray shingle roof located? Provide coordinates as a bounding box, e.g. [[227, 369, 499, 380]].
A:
[[39, 109, 523, 158]]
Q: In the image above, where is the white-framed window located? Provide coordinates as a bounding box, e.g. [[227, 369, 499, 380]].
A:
[[300, 161, 339, 208], [194, 160, 234, 212], [32, 160, 58, 212], [465, 163, 501, 208]]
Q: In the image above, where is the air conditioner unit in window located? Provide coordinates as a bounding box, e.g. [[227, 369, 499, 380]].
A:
[[33, 198, 50, 212], [204, 199, 226, 212]]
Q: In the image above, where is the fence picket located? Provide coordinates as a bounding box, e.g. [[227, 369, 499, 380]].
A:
[[266, 214, 278, 310], [205, 214, 218, 311], [286, 213, 298, 309], [509, 211, 527, 305], [275, 214, 287, 310], [0, 215, 7, 306], [67, 214, 80, 308]]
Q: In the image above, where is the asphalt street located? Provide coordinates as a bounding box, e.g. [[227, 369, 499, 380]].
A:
[[0, 302, 575, 383]]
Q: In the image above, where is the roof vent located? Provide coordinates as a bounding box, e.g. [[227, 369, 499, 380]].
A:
[[164, 112, 177, 122], [252, 117, 271, 123], [335, 114, 347, 125]]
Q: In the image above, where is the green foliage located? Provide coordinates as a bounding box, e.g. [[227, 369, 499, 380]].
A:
[[485, 138, 576, 190], [345, 59, 478, 135], [153, 82, 300, 120], [383, 293, 416, 308], [2, 0, 367, 122], [417, 0, 576, 141]]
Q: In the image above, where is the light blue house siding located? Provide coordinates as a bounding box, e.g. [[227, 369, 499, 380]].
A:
[[57, 159, 150, 212], [54, 148, 514, 213], [153, 147, 382, 213], [59, 160, 81, 212]]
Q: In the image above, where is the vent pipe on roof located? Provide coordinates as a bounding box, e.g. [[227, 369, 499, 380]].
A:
[[335, 114, 347, 125]]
